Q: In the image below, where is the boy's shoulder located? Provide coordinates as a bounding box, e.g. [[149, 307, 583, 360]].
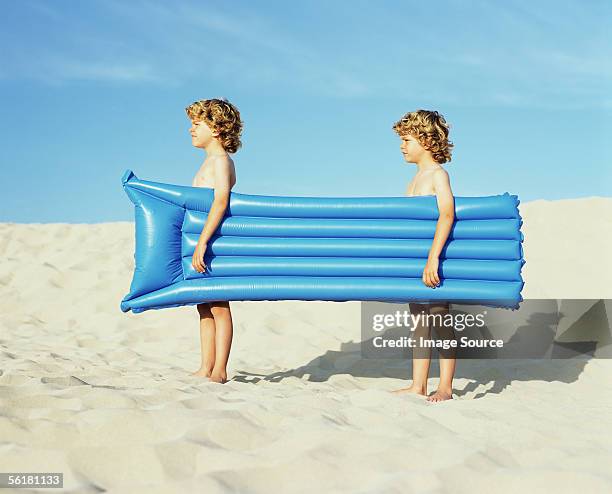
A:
[[432, 166, 450, 182], [433, 164, 448, 175], [432, 166, 452, 196], [211, 153, 234, 165], [209, 153, 237, 189]]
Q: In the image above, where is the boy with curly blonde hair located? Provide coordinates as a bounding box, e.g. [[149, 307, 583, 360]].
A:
[[186, 98, 242, 383], [391, 110, 457, 402]]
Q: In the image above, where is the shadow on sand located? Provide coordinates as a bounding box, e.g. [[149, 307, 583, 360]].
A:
[[233, 299, 611, 399]]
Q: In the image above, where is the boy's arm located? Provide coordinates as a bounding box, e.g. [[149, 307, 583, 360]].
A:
[[192, 157, 232, 273], [423, 169, 455, 287]]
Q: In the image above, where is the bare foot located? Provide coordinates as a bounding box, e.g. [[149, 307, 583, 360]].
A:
[[391, 383, 427, 396], [209, 371, 228, 384], [426, 388, 453, 402], [190, 367, 213, 378]]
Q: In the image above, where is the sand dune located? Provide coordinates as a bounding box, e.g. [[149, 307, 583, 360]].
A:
[[0, 198, 611, 493]]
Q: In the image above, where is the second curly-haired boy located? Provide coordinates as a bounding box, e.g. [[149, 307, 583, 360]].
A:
[[390, 110, 457, 403]]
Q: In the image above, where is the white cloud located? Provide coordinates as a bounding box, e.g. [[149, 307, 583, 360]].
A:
[[45, 58, 169, 84]]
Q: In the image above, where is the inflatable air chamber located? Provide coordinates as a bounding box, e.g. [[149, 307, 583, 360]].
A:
[[120, 170, 525, 313]]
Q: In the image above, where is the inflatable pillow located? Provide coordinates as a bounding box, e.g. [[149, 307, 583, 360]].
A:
[[120, 170, 525, 313]]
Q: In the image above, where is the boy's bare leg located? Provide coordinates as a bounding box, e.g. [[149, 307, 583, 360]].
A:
[[392, 303, 431, 396], [427, 302, 455, 402], [209, 301, 233, 383], [191, 303, 216, 377]]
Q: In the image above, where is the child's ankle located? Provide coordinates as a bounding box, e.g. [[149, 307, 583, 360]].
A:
[[412, 382, 427, 392], [200, 363, 214, 373], [211, 365, 227, 375]]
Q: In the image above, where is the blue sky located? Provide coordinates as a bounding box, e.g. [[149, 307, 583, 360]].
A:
[[1, 0, 610, 223]]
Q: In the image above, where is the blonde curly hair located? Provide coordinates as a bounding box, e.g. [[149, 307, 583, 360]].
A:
[[392, 110, 453, 164], [185, 98, 243, 153]]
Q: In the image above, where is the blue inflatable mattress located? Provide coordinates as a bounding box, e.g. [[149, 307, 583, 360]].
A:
[[120, 170, 525, 313]]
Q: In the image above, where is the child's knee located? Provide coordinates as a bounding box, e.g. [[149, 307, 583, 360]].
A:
[[210, 302, 231, 318]]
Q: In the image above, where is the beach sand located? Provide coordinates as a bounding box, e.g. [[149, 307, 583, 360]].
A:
[[1, 197, 611, 493]]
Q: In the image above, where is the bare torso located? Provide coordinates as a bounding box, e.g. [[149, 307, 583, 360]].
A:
[[191, 155, 237, 189], [405, 166, 452, 311], [405, 167, 443, 197]]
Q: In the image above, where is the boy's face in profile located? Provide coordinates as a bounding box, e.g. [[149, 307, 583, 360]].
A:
[[189, 118, 217, 149], [400, 133, 426, 164]]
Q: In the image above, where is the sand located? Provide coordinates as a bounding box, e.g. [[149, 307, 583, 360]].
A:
[[0, 197, 611, 493]]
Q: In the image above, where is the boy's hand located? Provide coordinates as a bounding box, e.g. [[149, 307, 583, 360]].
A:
[[192, 240, 208, 273], [423, 257, 440, 288]]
